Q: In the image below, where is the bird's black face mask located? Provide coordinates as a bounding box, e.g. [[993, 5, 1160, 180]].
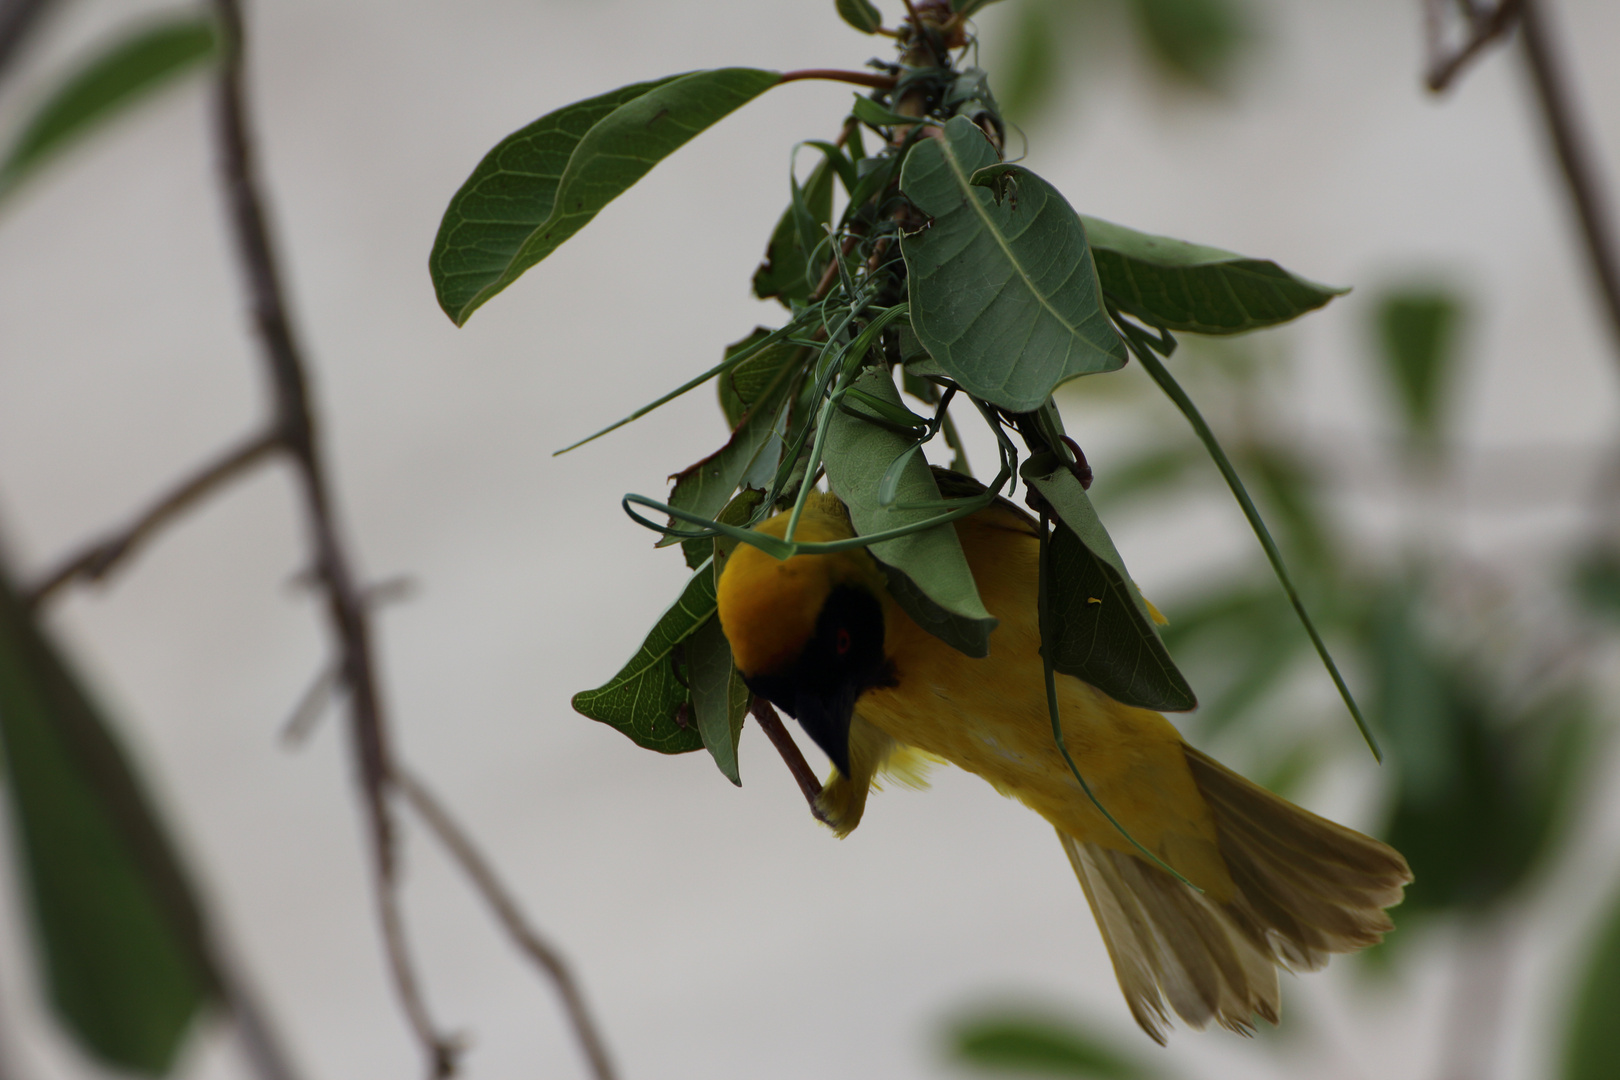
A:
[[742, 584, 895, 777]]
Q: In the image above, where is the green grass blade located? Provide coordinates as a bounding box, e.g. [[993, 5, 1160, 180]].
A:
[[1122, 323, 1381, 761]]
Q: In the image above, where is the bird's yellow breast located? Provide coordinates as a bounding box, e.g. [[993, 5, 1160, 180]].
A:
[[718, 490, 1232, 898]]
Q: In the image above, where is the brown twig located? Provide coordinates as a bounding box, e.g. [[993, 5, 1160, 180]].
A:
[[208, 0, 454, 1075], [1518, 0, 1620, 358], [0, 0, 55, 86], [778, 68, 896, 91], [749, 697, 827, 820], [25, 431, 279, 607], [1423, 0, 1523, 92], [395, 769, 619, 1080]]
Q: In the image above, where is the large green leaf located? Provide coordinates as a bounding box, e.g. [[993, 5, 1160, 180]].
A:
[[0, 571, 213, 1073], [1022, 454, 1195, 711], [900, 117, 1125, 412], [1083, 215, 1347, 335], [431, 68, 782, 324], [0, 15, 216, 199], [571, 565, 716, 754], [687, 615, 749, 785], [1566, 882, 1620, 1080], [950, 1012, 1156, 1078], [823, 368, 997, 657]]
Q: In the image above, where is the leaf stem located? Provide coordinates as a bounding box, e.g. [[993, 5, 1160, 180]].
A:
[[778, 68, 896, 90], [750, 697, 829, 822], [1118, 320, 1383, 762]]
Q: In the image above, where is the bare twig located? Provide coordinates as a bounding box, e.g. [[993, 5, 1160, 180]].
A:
[[0, 0, 56, 85], [279, 662, 340, 746], [750, 697, 827, 820], [208, 0, 454, 1074], [1518, 0, 1620, 357], [25, 431, 279, 607], [396, 769, 619, 1080], [778, 68, 896, 91], [1423, 0, 1523, 92]]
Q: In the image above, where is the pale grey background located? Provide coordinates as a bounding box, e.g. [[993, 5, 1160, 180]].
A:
[[1, 1, 1618, 1078]]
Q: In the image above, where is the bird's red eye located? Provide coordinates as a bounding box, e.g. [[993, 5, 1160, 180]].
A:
[[835, 628, 852, 655]]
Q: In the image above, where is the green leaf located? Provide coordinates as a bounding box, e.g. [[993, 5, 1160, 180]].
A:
[[950, 1013, 1155, 1078], [0, 571, 212, 1073], [1565, 882, 1620, 1080], [0, 15, 216, 198], [850, 95, 917, 129], [1022, 454, 1196, 712], [753, 155, 836, 306], [900, 118, 1126, 411], [1570, 547, 1620, 625], [1128, 0, 1249, 90], [996, 1, 1061, 121], [823, 368, 997, 656], [835, 0, 884, 34], [1374, 288, 1462, 444], [1083, 215, 1348, 335], [669, 334, 802, 559], [687, 615, 749, 785], [953, 0, 1011, 16], [571, 565, 716, 754], [431, 68, 782, 325]]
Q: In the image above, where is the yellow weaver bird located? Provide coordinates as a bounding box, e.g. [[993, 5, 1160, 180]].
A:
[[716, 481, 1411, 1041]]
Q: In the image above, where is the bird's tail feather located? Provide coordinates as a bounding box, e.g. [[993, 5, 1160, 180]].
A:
[[1060, 745, 1411, 1042]]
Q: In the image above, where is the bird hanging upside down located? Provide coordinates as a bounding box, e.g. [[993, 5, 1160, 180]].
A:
[[715, 482, 1412, 1042]]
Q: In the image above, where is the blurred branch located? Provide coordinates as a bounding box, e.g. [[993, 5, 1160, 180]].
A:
[[396, 769, 619, 1080], [1423, 0, 1522, 92], [24, 431, 279, 607], [0, 0, 55, 85], [1518, 0, 1620, 359], [208, 0, 454, 1074]]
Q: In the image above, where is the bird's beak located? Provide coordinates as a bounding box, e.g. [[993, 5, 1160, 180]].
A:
[[792, 681, 860, 778]]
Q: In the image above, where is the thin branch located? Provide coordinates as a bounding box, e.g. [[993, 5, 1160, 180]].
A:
[[207, 0, 454, 1074], [396, 769, 619, 1080], [1423, 0, 1522, 92], [1518, 0, 1620, 357], [749, 697, 827, 821], [25, 431, 279, 607], [0, 0, 56, 86]]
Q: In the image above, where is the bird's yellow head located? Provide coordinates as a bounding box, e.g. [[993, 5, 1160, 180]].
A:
[[716, 492, 894, 776]]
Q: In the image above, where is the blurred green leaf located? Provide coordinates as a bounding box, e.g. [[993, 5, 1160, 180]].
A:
[[1127, 0, 1249, 89], [0, 15, 216, 199], [1374, 288, 1462, 445], [1570, 547, 1620, 625], [1565, 881, 1620, 1080], [1374, 590, 1590, 919], [901, 118, 1125, 412], [753, 155, 835, 306], [571, 566, 715, 753], [954, 0, 1011, 16], [1023, 453, 1196, 712], [1085, 215, 1347, 335], [836, 0, 884, 33], [1087, 444, 1203, 510], [824, 369, 997, 657], [431, 68, 782, 324], [950, 1013, 1156, 1078], [687, 615, 749, 784], [0, 571, 213, 1073], [996, 1, 1061, 121]]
